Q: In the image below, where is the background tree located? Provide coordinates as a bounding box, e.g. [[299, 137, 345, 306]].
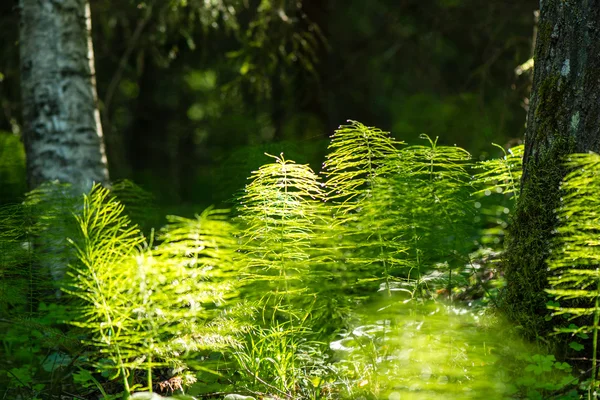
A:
[[504, 0, 600, 340], [19, 0, 109, 190]]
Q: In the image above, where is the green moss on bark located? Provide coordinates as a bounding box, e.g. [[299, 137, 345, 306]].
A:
[[534, 75, 562, 142], [535, 22, 553, 60], [503, 138, 574, 345], [503, 72, 575, 342]]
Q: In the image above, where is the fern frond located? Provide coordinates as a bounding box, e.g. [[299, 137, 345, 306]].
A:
[[319, 122, 412, 297], [548, 153, 600, 277]]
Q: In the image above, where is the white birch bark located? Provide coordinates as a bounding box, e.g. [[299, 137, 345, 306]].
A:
[[19, 0, 109, 190]]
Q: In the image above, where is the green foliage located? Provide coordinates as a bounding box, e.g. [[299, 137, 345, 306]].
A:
[[0, 203, 33, 314], [232, 152, 344, 398], [227, 0, 325, 98], [215, 139, 328, 205], [323, 120, 400, 206], [470, 144, 523, 272], [27, 183, 89, 284], [0, 182, 92, 399], [322, 121, 476, 299], [6, 120, 598, 399], [0, 182, 244, 398], [322, 121, 407, 297], [514, 354, 578, 400], [232, 319, 334, 399], [153, 207, 246, 360], [392, 135, 475, 288], [0, 131, 26, 204], [546, 152, 600, 391], [473, 143, 523, 200], [330, 299, 578, 399], [236, 153, 327, 315], [0, 181, 88, 319], [65, 185, 242, 397], [514, 354, 581, 400], [155, 207, 240, 311], [111, 179, 160, 234], [65, 185, 145, 395], [0, 182, 243, 398]]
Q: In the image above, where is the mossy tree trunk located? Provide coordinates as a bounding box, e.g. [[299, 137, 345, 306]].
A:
[[19, 0, 109, 190], [504, 0, 600, 340]]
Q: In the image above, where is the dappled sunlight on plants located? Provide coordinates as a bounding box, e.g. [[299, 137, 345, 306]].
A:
[[331, 298, 578, 399], [1, 121, 593, 399]]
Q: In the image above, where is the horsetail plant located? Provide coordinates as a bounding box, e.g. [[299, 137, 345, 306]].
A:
[[321, 121, 407, 297], [233, 153, 337, 396], [322, 123, 474, 300], [65, 185, 242, 398], [547, 152, 600, 393], [236, 153, 327, 319], [65, 185, 146, 397], [394, 135, 475, 298]]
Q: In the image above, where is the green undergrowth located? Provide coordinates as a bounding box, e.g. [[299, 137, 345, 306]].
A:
[[0, 120, 595, 399], [545, 152, 600, 394], [330, 298, 578, 399]]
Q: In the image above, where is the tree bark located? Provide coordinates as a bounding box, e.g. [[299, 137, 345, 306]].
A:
[[504, 0, 600, 339], [19, 0, 109, 190]]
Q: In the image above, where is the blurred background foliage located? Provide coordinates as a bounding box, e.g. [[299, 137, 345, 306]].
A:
[[0, 0, 536, 208]]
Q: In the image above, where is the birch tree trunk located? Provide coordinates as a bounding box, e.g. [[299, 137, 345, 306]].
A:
[[504, 0, 600, 339], [19, 0, 109, 190]]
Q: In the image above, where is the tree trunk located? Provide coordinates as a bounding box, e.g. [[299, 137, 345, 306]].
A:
[[504, 0, 600, 340], [19, 0, 109, 190]]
